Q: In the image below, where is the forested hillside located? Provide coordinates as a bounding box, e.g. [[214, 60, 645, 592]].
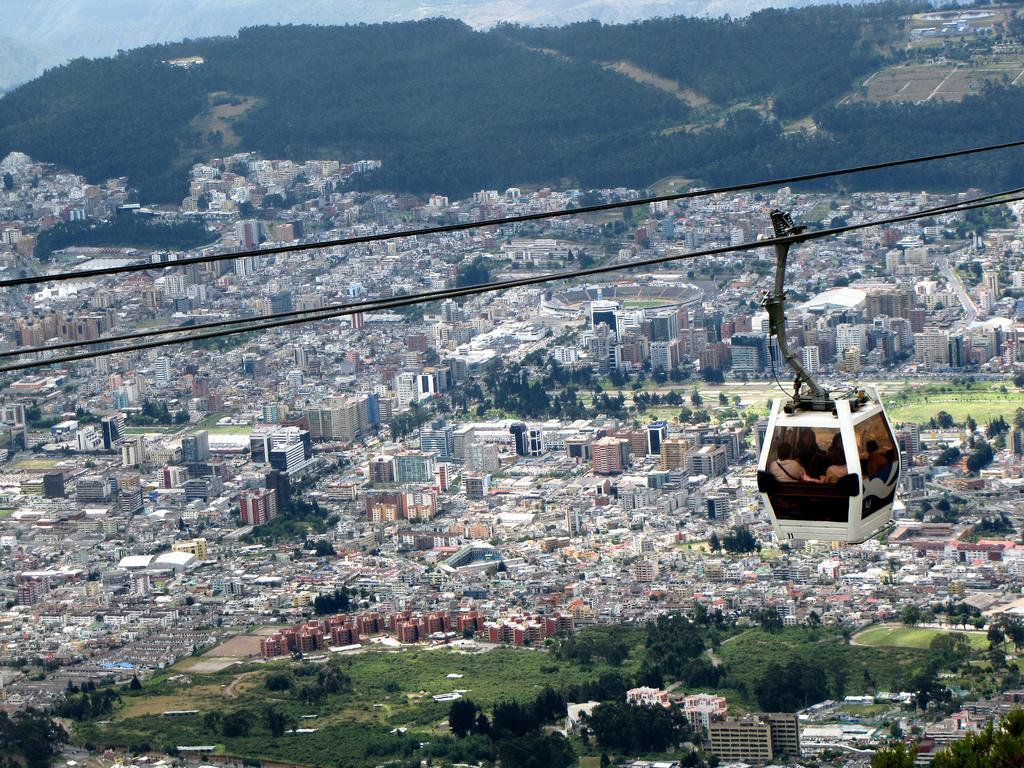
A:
[[0, 19, 688, 201], [1, 3, 1023, 203], [498, 2, 919, 118]]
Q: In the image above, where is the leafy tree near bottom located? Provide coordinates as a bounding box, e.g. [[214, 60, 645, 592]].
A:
[[221, 710, 250, 737], [871, 741, 916, 768], [264, 706, 294, 738], [449, 698, 480, 738], [0, 709, 67, 768], [753, 660, 829, 711], [873, 710, 1024, 767], [587, 701, 689, 753], [496, 732, 574, 768]]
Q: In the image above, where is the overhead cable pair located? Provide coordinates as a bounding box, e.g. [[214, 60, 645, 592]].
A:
[[2, 185, 1020, 373], [5, 137, 1024, 290]]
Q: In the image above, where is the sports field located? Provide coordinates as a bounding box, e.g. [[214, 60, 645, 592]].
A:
[[203, 424, 255, 435], [8, 458, 62, 470], [854, 625, 987, 650], [622, 299, 673, 308]]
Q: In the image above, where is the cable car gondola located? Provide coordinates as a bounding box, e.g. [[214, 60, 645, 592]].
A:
[[756, 211, 900, 543]]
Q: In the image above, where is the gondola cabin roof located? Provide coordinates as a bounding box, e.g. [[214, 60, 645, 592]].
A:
[[769, 399, 885, 426]]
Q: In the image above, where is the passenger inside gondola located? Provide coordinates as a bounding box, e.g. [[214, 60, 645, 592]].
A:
[[864, 440, 887, 475], [769, 442, 817, 483], [762, 425, 849, 522], [796, 427, 825, 469], [855, 414, 898, 481], [824, 441, 848, 484]]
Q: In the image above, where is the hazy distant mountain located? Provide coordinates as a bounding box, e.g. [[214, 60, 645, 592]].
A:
[[0, 36, 52, 93], [2, 0, 858, 89]]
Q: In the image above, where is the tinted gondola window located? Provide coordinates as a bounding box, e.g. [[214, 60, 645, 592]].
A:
[[854, 412, 899, 516], [766, 426, 839, 481], [854, 412, 897, 478], [763, 425, 850, 522]]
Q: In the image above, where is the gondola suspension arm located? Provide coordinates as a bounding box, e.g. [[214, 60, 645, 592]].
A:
[[763, 210, 831, 408]]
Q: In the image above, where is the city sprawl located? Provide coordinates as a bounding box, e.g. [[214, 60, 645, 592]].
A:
[[4, 148, 1024, 765]]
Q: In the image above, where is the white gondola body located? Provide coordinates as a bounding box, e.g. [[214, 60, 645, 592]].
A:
[[756, 386, 900, 543]]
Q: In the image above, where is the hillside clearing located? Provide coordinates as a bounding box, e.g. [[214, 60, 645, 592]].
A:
[[854, 625, 988, 650]]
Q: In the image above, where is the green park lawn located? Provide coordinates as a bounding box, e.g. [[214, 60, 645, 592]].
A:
[[854, 625, 988, 651], [202, 425, 255, 435], [622, 299, 672, 308], [198, 412, 229, 428], [8, 458, 62, 470], [885, 382, 1024, 426]]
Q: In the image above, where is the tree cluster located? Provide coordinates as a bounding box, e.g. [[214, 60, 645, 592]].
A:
[[34, 217, 214, 261], [639, 613, 721, 688], [709, 526, 759, 553], [0, 709, 67, 768], [313, 588, 354, 615], [455, 257, 491, 288], [554, 632, 630, 667], [54, 681, 120, 720], [242, 496, 338, 544], [934, 446, 961, 467], [586, 700, 692, 753], [446, 688, 574, 768], [126, 399, 175, 426], [754, 659, 834, 711], [965, 441, 994, 473]]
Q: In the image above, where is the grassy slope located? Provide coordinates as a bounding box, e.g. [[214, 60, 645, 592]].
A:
[[82, 625, 944, 765], [854, 625, 988, 650], [92, 646, 639, 765], [887, 388, 1024, 425], [718, 627, 926, 695]]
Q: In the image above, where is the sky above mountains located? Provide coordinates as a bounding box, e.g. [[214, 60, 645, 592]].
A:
[[1, 0, 859, 92]]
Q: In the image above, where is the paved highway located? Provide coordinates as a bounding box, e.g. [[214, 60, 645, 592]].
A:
[[939, 253, 978, 328]]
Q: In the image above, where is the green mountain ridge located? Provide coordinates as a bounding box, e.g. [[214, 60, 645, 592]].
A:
[[3, 4, 1024, 203]]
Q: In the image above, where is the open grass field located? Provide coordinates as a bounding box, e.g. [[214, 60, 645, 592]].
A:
[[187, 92, 263, 151], [854, 625, 988, 651], [205, 635, 265, 658], [198, 412, 229, 428], [586, 377, 1023, 428], [886, 384, 1024, 426], [622, 299, 673, 308], [647, 175, 696, 196], [116, 684, 227, 719], [92, 644, 642, 766], [202, 424, 255, 435], [841, 702, 894, 718], [7, 457, 62, 470]]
